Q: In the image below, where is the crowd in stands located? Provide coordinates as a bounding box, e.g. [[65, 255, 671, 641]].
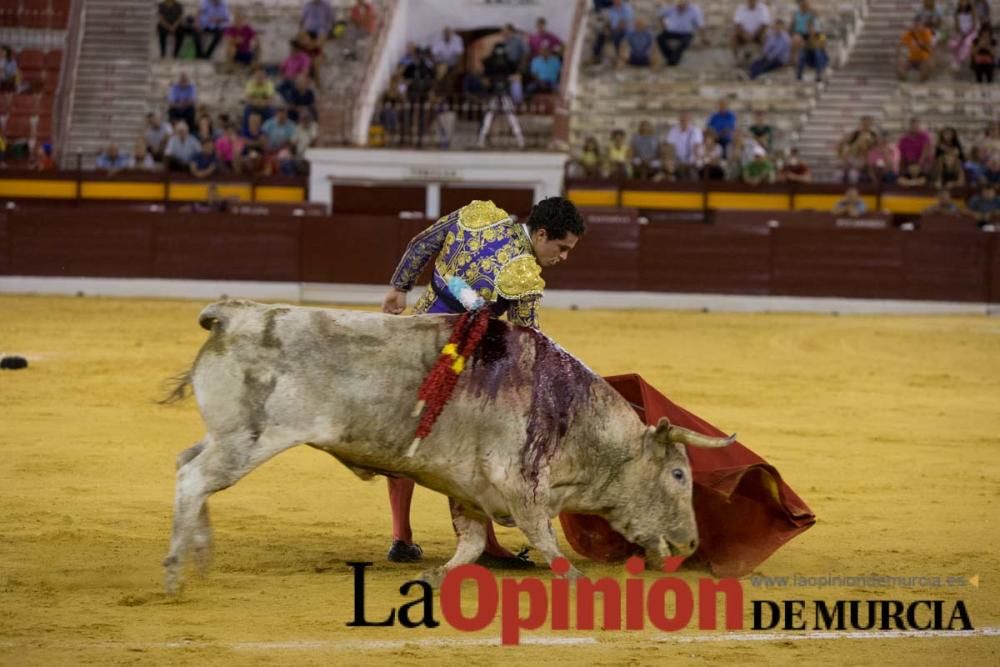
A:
[[898, 0, 996, 83]]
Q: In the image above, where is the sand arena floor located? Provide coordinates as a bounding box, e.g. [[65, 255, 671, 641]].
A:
[[0, 294, 998, 665]]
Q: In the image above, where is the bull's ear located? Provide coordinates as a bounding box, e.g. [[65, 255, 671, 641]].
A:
[[648, 417, 673, 445]]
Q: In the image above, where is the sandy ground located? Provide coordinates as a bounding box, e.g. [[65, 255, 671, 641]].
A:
[[0, 294, 998, 666]]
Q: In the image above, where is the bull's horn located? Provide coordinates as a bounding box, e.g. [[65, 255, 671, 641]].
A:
[[669, 425, 736, 449]]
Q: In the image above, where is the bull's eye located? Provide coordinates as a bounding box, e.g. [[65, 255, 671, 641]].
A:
[[671, 468, 685, 482]]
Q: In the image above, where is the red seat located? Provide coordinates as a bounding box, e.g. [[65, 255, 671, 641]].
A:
[[0, 0, 19, 27], [18, 48, 45, 70], [41, 76, 58, 93], [38, 92, 52, 112], [44, 49, 62, 69], [0, 93, 11, 113], [5, 114, 32, 139], [18, 1, 50, 29], [34, 113, 52, 140], [50, 0, 69, 28], [11, 94, 37, 113]]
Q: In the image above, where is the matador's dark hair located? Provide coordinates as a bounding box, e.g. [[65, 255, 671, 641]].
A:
[[526, 196, 586, 240]]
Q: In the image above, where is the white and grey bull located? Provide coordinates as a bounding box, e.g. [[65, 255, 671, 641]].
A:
[[163, 299, 734, 592]]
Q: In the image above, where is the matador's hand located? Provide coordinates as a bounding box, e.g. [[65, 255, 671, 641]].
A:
[[382, 288, 407, 315]]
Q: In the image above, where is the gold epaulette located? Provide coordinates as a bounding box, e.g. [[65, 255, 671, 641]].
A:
[[457, 200, 510, 231], [496, 255, 545, 299]]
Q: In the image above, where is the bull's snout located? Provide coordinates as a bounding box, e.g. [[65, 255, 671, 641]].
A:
[[645, 535, 698, 569]]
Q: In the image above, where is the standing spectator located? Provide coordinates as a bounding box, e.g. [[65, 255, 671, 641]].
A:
[[707, 99, 736, 155], [731, 0, 770, 60], [284, 73, 317, 123], [164, 121, 201, 172], [898, 117, 934, 172], [656, 1, 704, 67], [630, 120, 661, 179], [742, 145, 774, 185], [214, 123, 244, 172], [970, 26, 996, 84], [157, 0, 196, 59], [796, 24, 828, 81], [198, 0, 230, 60], [300, 0, 334, 41], [529, 44, 561, 94], [933, 149, 966, 189], [96, 144, 134, 175], [143, 112, 172, 161], [778, 147, 811, 183], [950, 0, 979, 70], [262, 107, 297, 155], [935, 127, 965, 161], [923, 189, 962, 216], [278, 42, 312, 100], [622, 18, 654, 67], [789, 0, 817, 58], [748, 110, 773, 153], [224, 11, 259, 66], [607, 128, 630, 178], [502, 24, 529, 72], [832, 187, 867, 218], [0, 45, 20, 91], [243, 66, 276, 128], [915, 0, 944, 35], [167, 72, 198, 130], [838, 116, 878, 183], [664, 111, 704, 179], [431, 27, 464, 70], [593, 0, 635, 64], [966, 185, 1000, 226], [529, 18, 563, 57], [748, 19, 790, 79], [897, 18, 934, 82], [867, 132, 900, 184], [189, 139, 218, 178]]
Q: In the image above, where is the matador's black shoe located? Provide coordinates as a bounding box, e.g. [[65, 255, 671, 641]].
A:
[[475, 548, 536, 570], [387, 540, 424, 563]]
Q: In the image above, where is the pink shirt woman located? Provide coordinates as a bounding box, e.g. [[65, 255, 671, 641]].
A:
[[215, 131, 245, 165]]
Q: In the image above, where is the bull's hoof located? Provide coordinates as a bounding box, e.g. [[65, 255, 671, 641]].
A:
[[387, 540, 424, 563], [475, 548, 536, 570]]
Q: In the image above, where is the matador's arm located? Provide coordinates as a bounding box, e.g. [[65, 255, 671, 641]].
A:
[[390, 214, 452, 292]]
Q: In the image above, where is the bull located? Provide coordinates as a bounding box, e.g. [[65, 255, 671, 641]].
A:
[[163, 299, 734, 593]]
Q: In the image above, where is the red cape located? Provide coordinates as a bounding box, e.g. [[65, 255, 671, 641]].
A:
[[559, 374, 815, 577]]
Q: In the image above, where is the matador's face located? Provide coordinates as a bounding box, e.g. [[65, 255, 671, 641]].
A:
[[530, 229, 579, 268]]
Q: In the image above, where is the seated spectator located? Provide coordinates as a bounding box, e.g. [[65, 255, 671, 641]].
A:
[[832, 187, 867, 218], [577, 136, 604, 178], [502, 24, 529, 73], [529, 44, 561, 94], [300, 0, 334, 42], [731, 0, 771, 61], [778, 147, 811, 183], [242, 112, 268, 155], [241, 147, 271, 176], [167, 72, 198, 130], [726, 128, 759, 177], [225, 11, 259, 66], [933, 149, 966, 189], [789, 0, 818, 57], [748, 110, 773, 153], [654, 143, 680, 182], [278, 42, 312, 100], [701, 129, 726, 181], [970, 25, 996, 84], [215, 123, 245, 171], [593, 0, 635, 65], [164, 121, 201, 172], [132, 138, 157, 170], [198, 0, 231, 60], [529, 18, 563, 58], [32, 143, 55, 171], [898, 18, 934, 82], [839, 116, 878, 183], [707, 99, 736, 155], [194, 113, 219, 142], [144, 112, 172, 161], [431, 27, 464, 70], [742, 145, 774, 185], [244, 66, 276, 127], [898, 162, 928, 187], [664, 111, 703, 179], [292, 110, 318, 159], [607, 128, 631, 178], [965, 185, 1000, 226], [96, 143, 134, 175], [190, 139, 218, 178], [294, 29, 326, 66], [748, 19, 790, 79], [965, 146, 988, 184], [630, 120, 661, 179], [262, 107, 297, 155], [986, 156, 1000, 185], [923, 189, 962, 216], [936, 127, 965, 161], [157, 0, 196, 59], [950, 0, 978, 69], [284, 74, 317, 123], [898, 117, 933, 172], [622, 19, 654, 67], [656, 1, 704, 67], [349, 0, 378, 39], [867, 132, 900, 184], [0, 45, 20, 92], [915, 0, 943, 35], [796, 25, 828, 82], [973, 0, 991, 24]]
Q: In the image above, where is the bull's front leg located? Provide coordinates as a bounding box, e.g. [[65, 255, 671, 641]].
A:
[[420, 501, 487, 588], [509, 505, 583, 580]]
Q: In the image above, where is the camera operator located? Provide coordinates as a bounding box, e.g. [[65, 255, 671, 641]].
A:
[[402, 46, 436, 145], [477, 42, 525, 148]]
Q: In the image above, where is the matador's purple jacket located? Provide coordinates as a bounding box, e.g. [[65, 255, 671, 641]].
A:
[[390, 200, 544, 328]]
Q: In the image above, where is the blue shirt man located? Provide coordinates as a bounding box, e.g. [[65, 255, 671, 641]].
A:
[[707, 101, 737, 148], [594, 0, 635, 61], [530, 50, 561, 88], [198, 0, 229, 29], [656, 1, 704, 65], [301, 0, 334, 37], [749, 20, 791, 79]]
